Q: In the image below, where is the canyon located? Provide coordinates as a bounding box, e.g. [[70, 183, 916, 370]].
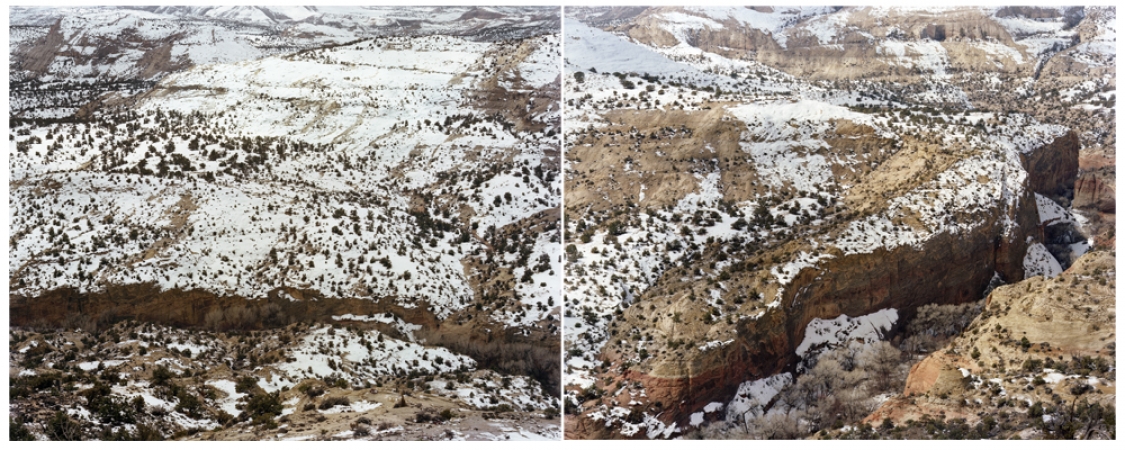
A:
[[562, 6, 1113, 439]]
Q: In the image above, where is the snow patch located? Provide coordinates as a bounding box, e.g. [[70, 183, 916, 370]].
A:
[[796, 308, 899, 360]]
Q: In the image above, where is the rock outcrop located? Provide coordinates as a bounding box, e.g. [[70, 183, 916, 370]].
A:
[[16, 19, 67, 75], [864, 250, 1116, 432]]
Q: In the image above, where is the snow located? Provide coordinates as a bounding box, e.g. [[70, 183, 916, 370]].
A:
[[505, 226, 563, 327], [281, 397, 300, 417], [974, 39, 1027, 65], [993, 12, 1070, 37], [1023, 243, 1062, 279], [879, 40, 950, 77], [10, 8, 562, 432], [686, 6, 833, 48], [653, 12, 725, 48], [1069, 239, 1092, 259], [1040, 369, 1071, 384], [516, 34, 561, 88], [687, 402, 726, 427], [333, 313, 421, 341], [10, 7, 266, 82], [437, 374, 553, 411], [726, 373, 793, 423], [77, 360, 125, 371], [771, 251, 832, 291], [563, 18, 705, 77], [478, 426, 559, 441], [795, 308, 899, 360], [1071, 10, 1116, 67], [1035, 193, 1074, 225], [830, 127, 1046, 256], [206, 379, 247, 417], [560, 5, 1109, 438], [587, 404, 679, 438], [800, 9, 852, 46], [697, 339, 733, 352], [273, 326, 475, 390], [727, 100, 887, 194]]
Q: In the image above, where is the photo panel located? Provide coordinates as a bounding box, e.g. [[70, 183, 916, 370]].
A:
[[561, 5, 1115, 440], [9, 5, 562, 441]]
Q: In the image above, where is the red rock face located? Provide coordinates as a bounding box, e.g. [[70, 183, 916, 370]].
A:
[[567, 133, 1077, 439], [1073, 169, 1115, 213]]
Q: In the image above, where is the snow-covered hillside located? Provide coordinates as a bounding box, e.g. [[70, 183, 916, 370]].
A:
[[9, 6, 560, 119], [10, 6, 561, 442], [11, 32, 561, 324]]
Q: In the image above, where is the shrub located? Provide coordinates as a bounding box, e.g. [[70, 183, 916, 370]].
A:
[[318, 396, 350, 410], [10, 417, 34, 441], [133, 423, 164, 440], [303, 383, 325, 398], [492, 403, 513, 413], [244, 391, 283, 419], [414, 407, 448, 423], [83, 383, 136, 425], [173, 387, 204, 419], [235, 376, 258, 394], [151, 366, 174, 386], [216, 410, 236, 427], [46, 411, 83, 441]]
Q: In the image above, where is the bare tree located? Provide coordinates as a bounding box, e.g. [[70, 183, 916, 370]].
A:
[[858, 341, 907, 391]]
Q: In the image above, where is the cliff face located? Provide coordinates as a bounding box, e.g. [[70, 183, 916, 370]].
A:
[[597, 201, 1037, 429], [1023, 131, 1080, 197], [1073, 170, 1115, 213], [1074, 150, 1116, 214], [617, 7, 1033, 84], [566, 129, 1078, 439], [8, 284, 441, 332]]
